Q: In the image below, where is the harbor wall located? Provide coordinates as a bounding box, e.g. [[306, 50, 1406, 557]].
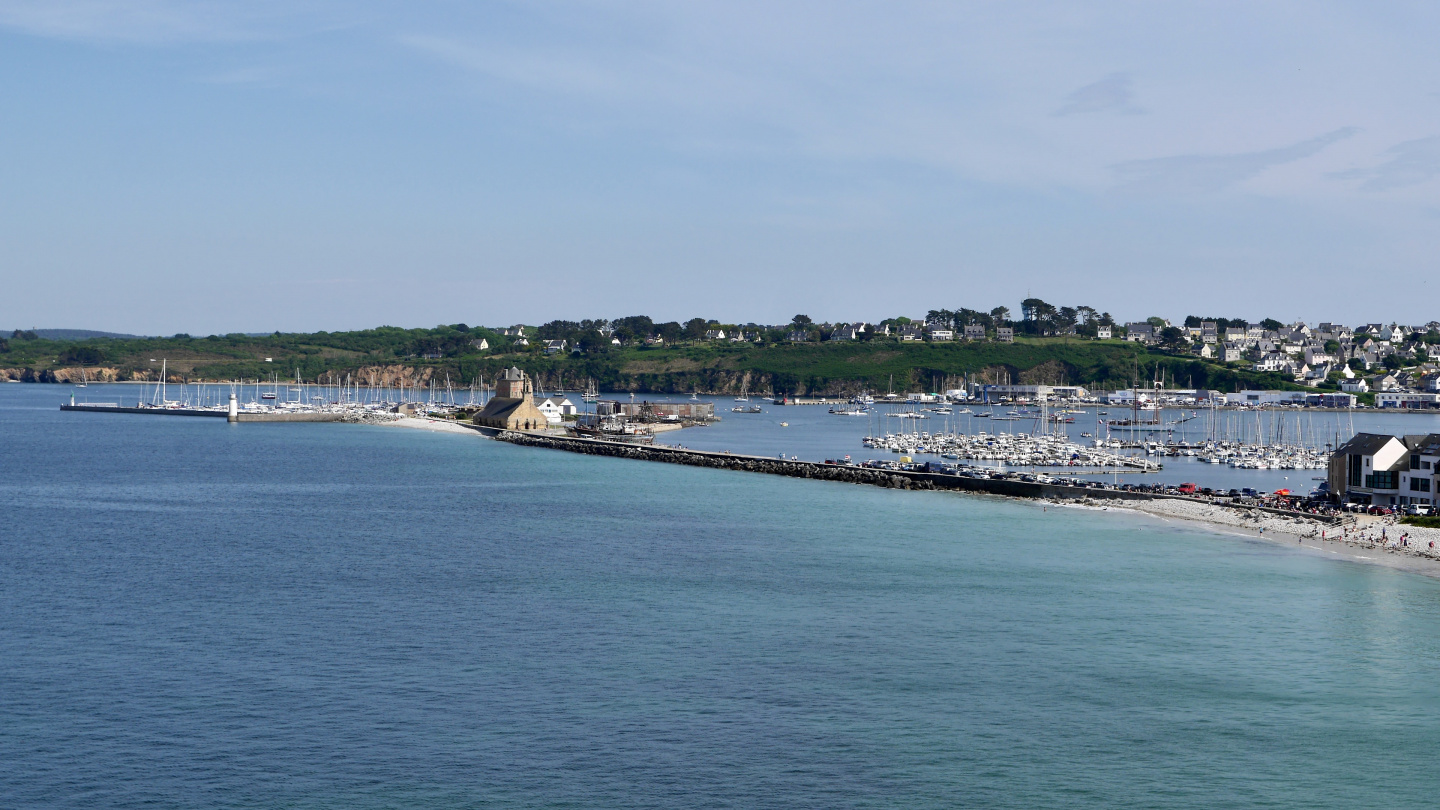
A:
[[235, 412, 347, 423], [494, 431, 1340, 524], [60, 404, 346, 422], [497, 431, 1151, 502]]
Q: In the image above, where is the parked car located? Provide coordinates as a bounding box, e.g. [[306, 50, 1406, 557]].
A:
[[1405, 504, 1432, 516]]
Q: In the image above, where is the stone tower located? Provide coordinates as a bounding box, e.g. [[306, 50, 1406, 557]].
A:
[[496, 366, 533, 399]]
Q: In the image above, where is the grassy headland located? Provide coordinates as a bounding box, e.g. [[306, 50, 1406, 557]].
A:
[[1, 325, 1311, 396]]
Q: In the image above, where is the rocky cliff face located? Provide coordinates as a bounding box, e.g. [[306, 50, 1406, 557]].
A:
[[2, 367, 126, 383]]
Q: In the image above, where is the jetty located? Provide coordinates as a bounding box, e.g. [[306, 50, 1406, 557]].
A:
[[60, 400, 351, 422], [498, 430, 1167, 503]]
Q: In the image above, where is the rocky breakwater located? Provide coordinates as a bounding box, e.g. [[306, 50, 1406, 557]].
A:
[[500, 432, 935, 490], [495, 432, 1175, 505]]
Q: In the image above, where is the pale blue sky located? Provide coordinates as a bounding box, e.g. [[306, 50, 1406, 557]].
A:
[[2, 1, 1438, 334]]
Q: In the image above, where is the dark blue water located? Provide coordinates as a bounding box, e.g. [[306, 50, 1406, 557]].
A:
[[4, 384, 1440, 808]]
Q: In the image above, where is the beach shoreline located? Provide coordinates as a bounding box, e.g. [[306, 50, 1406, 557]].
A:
[[373, 416, 1440, 578], [1047, 496, 1440, 578]]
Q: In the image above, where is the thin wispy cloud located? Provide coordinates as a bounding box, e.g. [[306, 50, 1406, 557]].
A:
[[1333, 135, 1440, 191], [399, 34, 627, 98], [1111, 128, 1360, 194], [1054, 73, 1143, 116]]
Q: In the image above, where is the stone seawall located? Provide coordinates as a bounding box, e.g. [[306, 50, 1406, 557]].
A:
[[494, 432, 1341, 527], [496, 431, 1168, 504]]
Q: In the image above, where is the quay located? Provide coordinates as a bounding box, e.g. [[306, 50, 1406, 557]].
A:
[[493, 430, 1327, 522], [60, 403, 348, 423]]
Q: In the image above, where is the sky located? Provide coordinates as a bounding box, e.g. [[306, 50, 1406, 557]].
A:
[[2, 0, 1438, 334]]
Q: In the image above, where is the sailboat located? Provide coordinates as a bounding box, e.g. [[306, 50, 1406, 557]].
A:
[[582, 379, 598, 403], [734, 382, 749, 402], [74, 368, 88, 388]]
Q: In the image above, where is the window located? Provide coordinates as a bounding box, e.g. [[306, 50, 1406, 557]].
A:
[[1412, 455, 1422, 469], [1366, 471, 1397, 490], [1350, 455, 1363, 487], [1426, 461, 1433, 470], [1412, 477, 1431, 492]]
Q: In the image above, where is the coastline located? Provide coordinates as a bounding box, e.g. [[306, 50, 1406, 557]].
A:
[[370, 417, 1440, 578], [1049, 496, 1440, 578]]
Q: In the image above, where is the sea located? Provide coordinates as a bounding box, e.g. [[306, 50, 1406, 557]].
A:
[[5, 383, 1440, 808]]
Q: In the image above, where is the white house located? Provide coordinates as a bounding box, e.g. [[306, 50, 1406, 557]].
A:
[[1095, 325, 1112, 340], [543, 339, 567, 355], [535, 395, 577, 423]]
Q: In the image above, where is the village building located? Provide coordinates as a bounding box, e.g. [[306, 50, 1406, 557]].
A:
[[1123, 323, 1155, 344], [536, 395, 577, 424], [996, 327, 1014, 343], [964, 324, 987, 340], [1095, 324, 1112, 340], [472, 367, 549, 431]]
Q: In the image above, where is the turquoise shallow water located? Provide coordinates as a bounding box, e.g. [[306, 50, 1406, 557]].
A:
[[4, 384, 1440, 808]]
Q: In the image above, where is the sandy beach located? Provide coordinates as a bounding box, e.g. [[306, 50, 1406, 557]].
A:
[[378, 416, 487, 435], [1051, 495, 1440, 578]]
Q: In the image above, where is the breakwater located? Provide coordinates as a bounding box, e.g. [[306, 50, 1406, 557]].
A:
[[496, 431, 1342, 527], [60, 404, 349, 422], [499, 431, 1151, 501]]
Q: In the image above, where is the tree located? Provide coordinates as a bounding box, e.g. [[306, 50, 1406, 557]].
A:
[[1098, 312, 1115, 326], [1261, 318, 1284, 332], [11, 329, 38, 340], [537, 320, 580, 339], [1159, 326, 1189, 351], [990, 306, 1011, 324], [1384, 353, 1403, 370], [1056, 307, 1078, 332], [1146, 316, 1166, 329], [683, 318, 709, 341], [791, 314, 813, 329]]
